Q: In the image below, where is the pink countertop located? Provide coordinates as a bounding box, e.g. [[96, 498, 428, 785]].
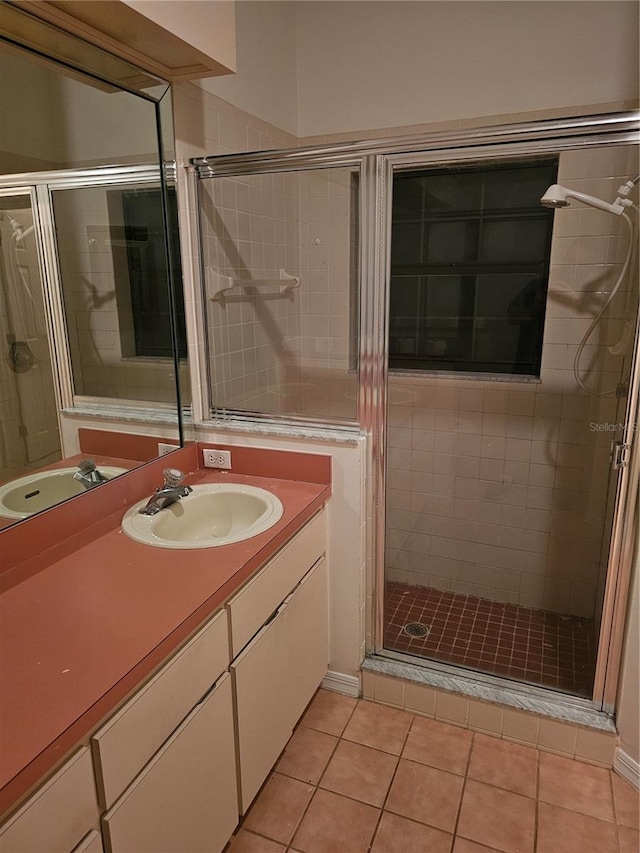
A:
[[0, 444, 331, 815]]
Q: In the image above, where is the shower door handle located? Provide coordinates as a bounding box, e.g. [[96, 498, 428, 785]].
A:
[[610, 440, 631, 470]]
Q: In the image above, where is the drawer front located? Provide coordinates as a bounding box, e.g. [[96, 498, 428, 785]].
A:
[[73, 830, 104, 853], [102, 673, 238, 853], [92, 608, 229, 809], [232, 557, 328, 812], [0, 748, 98, 853], [227, 510, 326, 657]]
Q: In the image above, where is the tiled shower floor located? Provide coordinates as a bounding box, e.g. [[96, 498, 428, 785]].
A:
[[384, 582, 597, 697]]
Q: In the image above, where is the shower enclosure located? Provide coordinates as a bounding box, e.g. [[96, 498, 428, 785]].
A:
[[191, 110, 639, 714], [0, 190, 60, 484]]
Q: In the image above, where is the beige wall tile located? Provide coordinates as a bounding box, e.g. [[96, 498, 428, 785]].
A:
[[374, 674, 405, 709], [537, 719, 578, 757], [468, 699, 504, 735], [502, 708, 540, 747], [404, 683, 436, 718], [435, 690, 469, 727], [361, 670, 375, 700], [574, 728, 617, 767]]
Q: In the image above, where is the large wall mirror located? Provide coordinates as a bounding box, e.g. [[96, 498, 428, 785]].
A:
[[0, 5, 187, 529]]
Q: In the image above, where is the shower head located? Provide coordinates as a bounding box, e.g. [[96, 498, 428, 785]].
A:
[[540, 184, 625, 215]]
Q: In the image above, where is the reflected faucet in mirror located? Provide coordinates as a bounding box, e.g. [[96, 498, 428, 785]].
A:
[[73, 459, 110, 491]]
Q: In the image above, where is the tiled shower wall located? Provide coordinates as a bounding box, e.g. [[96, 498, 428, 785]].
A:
[[385, 144, 638, 618], [53, 187, 187, 405]]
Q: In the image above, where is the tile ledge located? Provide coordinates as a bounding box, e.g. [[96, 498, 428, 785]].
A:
[[195, 419, 361, 445], [362, 655, 616, 733]]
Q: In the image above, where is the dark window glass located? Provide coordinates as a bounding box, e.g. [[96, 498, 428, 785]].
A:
[[111, 188, 187, 359], [389, 160, 557, 376]]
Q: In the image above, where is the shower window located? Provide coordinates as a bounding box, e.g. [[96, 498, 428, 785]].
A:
[[389, 159, 558, 376]]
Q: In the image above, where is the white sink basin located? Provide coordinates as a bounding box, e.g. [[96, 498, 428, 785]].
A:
[[121, 483, 284, 549], [0, 466, 128, 519]]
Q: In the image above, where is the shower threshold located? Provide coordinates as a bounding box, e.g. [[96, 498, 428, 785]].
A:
[[384, 582, 597, 699]]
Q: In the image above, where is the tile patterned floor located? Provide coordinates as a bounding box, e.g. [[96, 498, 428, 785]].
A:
[[384, 582, 597, 697], [227, 690, 640, 853]]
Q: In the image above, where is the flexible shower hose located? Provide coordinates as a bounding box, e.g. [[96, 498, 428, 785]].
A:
[[573, 209, 637, 396]]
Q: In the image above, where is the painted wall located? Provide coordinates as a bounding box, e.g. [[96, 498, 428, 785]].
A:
[[200, 0, 298, 136], [295, 1, 639, 137]]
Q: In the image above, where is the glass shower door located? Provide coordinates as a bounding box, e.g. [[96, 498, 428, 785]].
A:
[[0, 190, 61, 485]]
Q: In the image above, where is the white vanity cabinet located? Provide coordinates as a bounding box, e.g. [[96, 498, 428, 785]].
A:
[[228, 511, 329, 812], [0, 747, 99, 853], [92, 608, 237, 853], [101, 674, 237, 853]]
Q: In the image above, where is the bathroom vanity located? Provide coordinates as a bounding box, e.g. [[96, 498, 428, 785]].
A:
[[0, 444, 331, 852]]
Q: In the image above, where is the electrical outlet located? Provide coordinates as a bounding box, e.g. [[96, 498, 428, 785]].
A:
[[157, 442, 177, 456], [203, 448, 232, 469]]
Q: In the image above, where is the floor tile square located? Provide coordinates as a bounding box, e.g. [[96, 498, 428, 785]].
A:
[[385, 758, 463, 833], [452, 840, 503, 853], [292, 788, 380, 853], [242, 773, 314, 845], [467, 732, 538, 797], [342, 699, 413, 755], [612, 772, 640, 829], [276, 725, 337, 784], [538, 751, 614, 822], [618, 824, 640, 853], [402, 715, 472, 775], [371, 811, 452, 852], [319, 739, 398, 807], [537, 802, 618, 853], [457, 779, 535, 853], [301, 689, 358, 737]]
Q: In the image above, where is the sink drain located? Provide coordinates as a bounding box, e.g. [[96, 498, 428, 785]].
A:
[[402, 622, 430, 638]]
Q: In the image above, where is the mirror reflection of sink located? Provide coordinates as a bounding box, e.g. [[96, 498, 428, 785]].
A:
[[0, 466, 128, 519], [121, 483, 285, 549]]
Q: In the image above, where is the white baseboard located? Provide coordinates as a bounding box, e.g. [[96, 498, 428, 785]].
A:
[[322, 670, 360, 698], [614, 747, 640, 791]]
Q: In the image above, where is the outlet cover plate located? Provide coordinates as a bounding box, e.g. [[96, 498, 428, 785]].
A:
[[203, 448, 232, 469]]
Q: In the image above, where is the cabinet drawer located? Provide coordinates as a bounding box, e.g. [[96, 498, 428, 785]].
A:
[[227, 510, 326, 657], [0, 747, 98, 853], [92, 608, 229, 809], [232, 557, 328, 812], [73, 830, 103, 853], [101, 673, 238, 853]]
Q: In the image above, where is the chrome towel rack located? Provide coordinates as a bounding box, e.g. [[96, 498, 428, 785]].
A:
[[210, 268, 300, 303]]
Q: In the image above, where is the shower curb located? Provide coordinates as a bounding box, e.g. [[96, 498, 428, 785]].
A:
[[362, 655, 616, 732]]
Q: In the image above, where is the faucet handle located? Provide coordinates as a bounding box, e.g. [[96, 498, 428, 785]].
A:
[[163, 468, 186, 488], [77, 458, 98, 474]]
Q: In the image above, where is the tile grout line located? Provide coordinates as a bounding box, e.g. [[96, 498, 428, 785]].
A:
[[287, 692, 361, 852], [448, 727, 476, 849], [366, 708, 416, 851]]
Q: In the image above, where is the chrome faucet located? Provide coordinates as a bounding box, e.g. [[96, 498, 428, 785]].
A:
[[138, 469, 192, 516], [73, 458, 109, 490]]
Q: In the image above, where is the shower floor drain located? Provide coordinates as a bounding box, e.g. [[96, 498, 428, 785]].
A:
[[402, 622, 430, 638]]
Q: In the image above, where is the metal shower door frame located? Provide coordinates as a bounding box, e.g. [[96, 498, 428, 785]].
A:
[[367, 125, 640, 715]]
